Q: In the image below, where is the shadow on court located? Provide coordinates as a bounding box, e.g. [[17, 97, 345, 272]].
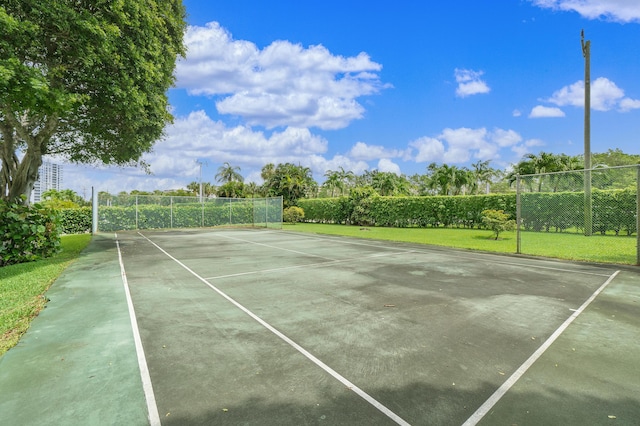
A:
[[0, 230, 638, 425]]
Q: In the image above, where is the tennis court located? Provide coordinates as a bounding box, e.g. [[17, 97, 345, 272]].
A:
[[1, 227, 638, 425], [115, 228, 638, 425]]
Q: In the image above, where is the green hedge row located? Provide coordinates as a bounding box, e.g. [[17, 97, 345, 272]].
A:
[[59, 207, 92, 234], [298, 189, 637, 235], [0, 200, 60, 266], [520, 188, 637, 235], [298, 194, 516, 228], [97, 202, 281, 231]]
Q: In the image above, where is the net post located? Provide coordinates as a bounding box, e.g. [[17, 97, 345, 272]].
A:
[[170, 196, 174, 229], [135, 195, 139, 230], [516, 175, 521, 254]]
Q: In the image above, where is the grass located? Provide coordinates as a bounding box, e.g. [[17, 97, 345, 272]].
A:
[[0, 234, 91, 356], [283, 223, 638, 265]]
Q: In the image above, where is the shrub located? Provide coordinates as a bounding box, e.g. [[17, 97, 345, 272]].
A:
[[283, 206, 304, 223], [0, 200, 61, 266], [59, 207, 92, 234], [482, 209, 516, 240]]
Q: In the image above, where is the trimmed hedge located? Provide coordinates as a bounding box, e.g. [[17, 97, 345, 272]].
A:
[[299, 194, 516, 228], [59, 207, 92, 234], [0, 200, 60, 266], [298, 189, 636, 235], [97, 201, 282, 231]]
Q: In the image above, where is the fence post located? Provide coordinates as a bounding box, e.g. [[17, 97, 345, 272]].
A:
[[637, 165, 639, 266], [91, 187, 98, 234], [170, 196, 173, 229], [135, 195, 139, 229], [516, 175, 522, 254]]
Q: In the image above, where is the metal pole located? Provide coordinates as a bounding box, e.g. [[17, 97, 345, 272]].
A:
[[91, 187, 98, 234], [636, 165, 639, 266], [582, 30, 592, 236], [516, 175, 521, 254]]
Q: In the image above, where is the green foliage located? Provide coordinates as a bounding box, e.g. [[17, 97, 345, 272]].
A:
[[59, 207, 92, 234], [481, 209, 516, 240], [283, 206, 305, 223], [300, 193, 516, 228], [96, 199, 280, 231], [0, 200, 60, 266], [263, 163, 317, 208], [1, 1, 187, 202]]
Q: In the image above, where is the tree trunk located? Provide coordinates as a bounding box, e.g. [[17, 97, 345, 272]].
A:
[[1, 109, 59, 204]]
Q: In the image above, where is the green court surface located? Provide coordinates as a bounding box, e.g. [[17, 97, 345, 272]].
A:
[[1, 229, 639, 425]]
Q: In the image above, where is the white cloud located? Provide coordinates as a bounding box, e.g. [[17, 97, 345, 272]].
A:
[[176, 22, 388, 129], [529, 105, 566, 118], [410, 137, 445, 163], [511, 138, 545, 158], [531, 0, 640, 23], [377, 159, 401, 175], [619, 97, 640, 112], [512, 109, 522, 117], [454, 68, 491, 98], [410, 127, 523, 164], [546, 77, 639, 112], [348, 141, 409, 161]]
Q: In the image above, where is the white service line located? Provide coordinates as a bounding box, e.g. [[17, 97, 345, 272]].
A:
[[137, 232, 411, 426], [203, 249, 418, 281], [461, 269, 620, 426], [115, 234, 161, 426], [216, 233, 338, 261]]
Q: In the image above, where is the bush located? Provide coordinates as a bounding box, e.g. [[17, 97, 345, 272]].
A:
[[283, 206, 304, 223], [0, 200, 61, 266], [481, 209, 516, 240], [59, 207, 92, 234]]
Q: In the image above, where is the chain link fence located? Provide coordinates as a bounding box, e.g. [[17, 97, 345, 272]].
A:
[[95, 194, 282, 232], [516, 165, 639, 265]]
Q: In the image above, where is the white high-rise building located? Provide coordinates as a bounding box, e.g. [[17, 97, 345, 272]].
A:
[[30, 161, 63, 203]]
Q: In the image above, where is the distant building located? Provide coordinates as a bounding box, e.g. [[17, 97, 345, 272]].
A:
[[30, 161, 63, 203]]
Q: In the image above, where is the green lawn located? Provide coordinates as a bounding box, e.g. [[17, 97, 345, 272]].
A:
[[283, 223, 638, 265], [0, 234, 92, 356]]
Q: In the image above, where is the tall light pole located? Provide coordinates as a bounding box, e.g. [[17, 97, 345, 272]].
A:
[[581, 29, 592, 236]]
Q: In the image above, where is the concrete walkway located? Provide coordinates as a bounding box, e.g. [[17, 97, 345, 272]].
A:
[[0, 235, 149, 426]]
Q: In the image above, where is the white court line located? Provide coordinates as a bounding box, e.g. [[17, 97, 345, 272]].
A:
[[203, 250, 418, 281], [137, 232, 411, 426], [215, 233, 338, 261], [461, 269, 620, 426], [115, 234, 161, 426]]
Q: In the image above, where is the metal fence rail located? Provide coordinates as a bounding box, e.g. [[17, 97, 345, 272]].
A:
[[516, 165, 639, 265]]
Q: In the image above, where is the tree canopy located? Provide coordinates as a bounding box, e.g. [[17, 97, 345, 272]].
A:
[[0, 0, 187, 203]]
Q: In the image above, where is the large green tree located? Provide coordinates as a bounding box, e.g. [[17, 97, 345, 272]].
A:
[[1, 1, 186, 203], [263, 163, 316, 207]]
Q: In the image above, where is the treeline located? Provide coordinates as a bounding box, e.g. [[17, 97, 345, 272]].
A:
[[105, 149, 640, 208]]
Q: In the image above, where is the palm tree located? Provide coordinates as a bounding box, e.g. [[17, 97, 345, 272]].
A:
[[215, 162, 243, 184], [471, 160, 499, 194], [261, 163, 275, 182], [427, 163, 455, 195], [323, 170, 343, 197], [337, 166, 355, 196]]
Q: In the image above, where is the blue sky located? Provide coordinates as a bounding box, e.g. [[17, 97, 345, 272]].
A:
[[62, 0, 640, 196]]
